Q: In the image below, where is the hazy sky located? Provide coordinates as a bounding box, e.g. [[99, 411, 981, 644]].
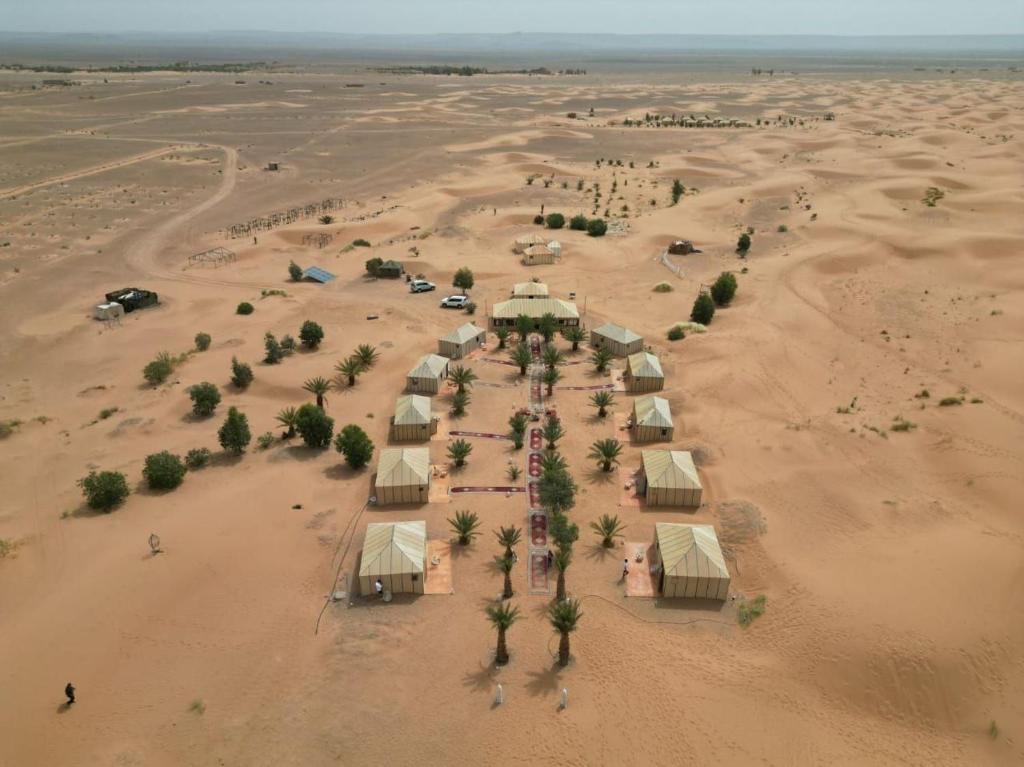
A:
[[3, 0, 1023, 35]]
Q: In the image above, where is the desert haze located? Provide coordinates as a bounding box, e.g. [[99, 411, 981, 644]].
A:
[[0, 36, 1022, 766]]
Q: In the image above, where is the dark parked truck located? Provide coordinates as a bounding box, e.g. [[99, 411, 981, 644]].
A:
[[104, 287, 159, 312]]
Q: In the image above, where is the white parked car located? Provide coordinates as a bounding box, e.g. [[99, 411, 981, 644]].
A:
[[440, 295, 469, 309], [409, 279, 436, 293]]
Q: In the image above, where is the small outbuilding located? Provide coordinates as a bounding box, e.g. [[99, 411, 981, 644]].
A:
[[668, 240, 695, 255], [547, 240, 562, 258], [374, 447, 431, 505], [512, 281, 549, 298], [302, 266, 336, 283], [631, 396, 674, 442], [390, 395, 437, 441], [359, 520, 427, 595], [266, 161, 280, 171], [376, 260, 405, 278], [93, 302, 125, 321], [522, 244, 555, 266], [438, 323, 486, 360], [407, 354, 450, 394], [654, 523, 730, 600], [104, 287, 158, 312], [638, 450, 702, 507], [624, 351, 664, 392], [591, 322, 644, 357], [512, 233, 547, 253]]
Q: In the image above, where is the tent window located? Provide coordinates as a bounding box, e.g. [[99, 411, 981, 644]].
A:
[[661, 429, 667, 436], [411, 574, 419, 582]]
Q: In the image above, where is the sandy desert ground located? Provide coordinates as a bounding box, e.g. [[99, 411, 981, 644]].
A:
[[1, 62, 1023, 766]]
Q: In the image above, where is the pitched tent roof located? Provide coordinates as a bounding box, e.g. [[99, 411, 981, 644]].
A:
[[524, 244, 553, 257], [379, 259, 404, 271], [441, 323, 484, 344], [655, 523, 729, 583], [393, 394, 432, 426], [491, 298, 580, 320], [512, 282, 550, 297], [514, 233, 547, 247], [408, 354, 449, 379], [376, 447, 431, 487], [634, 396, 672, 428], [359, 521, 426, 580], [594, 322, 642, 345], [627, 351, 664, 379], [303, 266, 336, 283], [642, 450, 701, 491]]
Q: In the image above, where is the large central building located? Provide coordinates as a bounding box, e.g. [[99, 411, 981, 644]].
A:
[[489, 297, 580, 330]]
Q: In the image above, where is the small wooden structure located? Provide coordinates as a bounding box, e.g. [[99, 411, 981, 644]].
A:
[[668, 240, 695, 255], [266, 161, 280, 171], [186, 247, 236, 268], [390, 395, 437, 441], [638, 450, 702, 507], [591, 322, 643, 357], [522, 244, 555, 266], [631, 396, 673, 442], [407, 354, 450, 394], [624, 352, 664, 392], [376, 260, 405, 278], [654, 523, 729, 599], [359, 521, 427, 595], [375, 448, 431, 505], [512, 233, 547, 254], [438, 323, 486, 360]]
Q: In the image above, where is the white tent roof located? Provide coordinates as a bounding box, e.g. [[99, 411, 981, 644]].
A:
[[512, 281, 549, 297], [524, 244, 553, 257], [633, 396, 672, 428], [642, 450, 701, 491], [594, 322, 642, 345], [627, 351, 664, 379], [492, 298, 580, 320], [441, 323, 484, 344], [514, 233, 547, 247], [393, 394, 432, 426], [408, 354, 449, 379], [376, 447, 431, 487], [359, 521, 426, 579], [655, 523, 728, 581]]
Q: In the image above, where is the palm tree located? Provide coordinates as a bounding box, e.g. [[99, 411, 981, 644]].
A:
[[538, 313, 558, 343], [508, 412, 528, 436], [451, 390, 470, 416], [591, 348, 613, 373], [353, 344, 379, 368], [276, 406, 299, 438], [554, 548, 572, 601], [539, 450, 567, 477], [561, 326, 587, 352], [590, 514, 626, 547], [447, 438, 473, 467], [449, 365, 478, 394], [494, 328, 510, 350], [515, 314, 534, 342], [302, 376, 331, 408], [548, 598, 582, 667], [590, 390, 615, 418], [511, 343, 533, 375], [542, 345, 564, 370], [448, 510, 480, 545], [588, 438, 623, 472], [335, 357, 364, 387], [495, 525, 522, 559], [485, 601, 520, 666], [542, 417, 564, 450], [507, 464, 521, 481], [496, 554, 515, 599], [542, 366, 561, 396]]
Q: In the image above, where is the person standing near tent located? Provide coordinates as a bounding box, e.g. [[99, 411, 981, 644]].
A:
[[622, 558, 630, 580], [374, 578, 384, 599], [64, 682, 75, 706]]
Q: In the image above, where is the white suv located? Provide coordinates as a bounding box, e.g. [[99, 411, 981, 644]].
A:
[[440, 295, 469, 308], [409, 279, 436, 293]]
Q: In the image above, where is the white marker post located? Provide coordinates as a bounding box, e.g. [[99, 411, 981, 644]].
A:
[[560, 688, 569, 709], [495, 684, 504, 706]]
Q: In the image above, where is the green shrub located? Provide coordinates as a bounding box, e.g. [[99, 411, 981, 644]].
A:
[[334, 424, 375, 469], [264, 333, 283, 364], [653, 282, 673, 293], [257, 431, 275, 450], [230, 357, 253, 389], [545, 212, 565, 229], [280, 335, 296, 355], [453, 267, 474, 291], [98, 407, 119, 420], [0, 420, 18, 439], [738, 594, 766, 627], [671, 179, 685, 204], [288, 261, 303, 281], [188, 382, 221, 417], [143, 451, 187, 490], [464, 301, 477, 315], [218, 407, 251, 454], [891, 418, 917, 432], [569, 214, 588, 231], [236, 302, 254, 315], [143, 353, 174, 385], [299, 320, 324, 349], [295, 403, 334, 448], [710, 272, 738, 306], [667, 326, 685, 341], [79, 470, 130, 511], [185, 447, 212, 469], [777, 224, 788, 233], [320, 215, 334, 225], [353, 238, 371, 247], [939, 397, 963, 407], [533, 214, 544, 225], [737, 232, 751, 253], [691, 292, 716, 325], [365, 257, 383, 277], [194, 332, 212, 351], [586, 218, 607, 237]]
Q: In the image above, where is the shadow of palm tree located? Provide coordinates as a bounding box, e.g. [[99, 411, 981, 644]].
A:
[[462, 661, 499, 693], [584, 466, 616, 485], [525, 662, 563, 698], [584, 542, 615, 563]]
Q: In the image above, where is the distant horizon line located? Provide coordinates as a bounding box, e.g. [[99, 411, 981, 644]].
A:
[[3, 31, 1023, 38]]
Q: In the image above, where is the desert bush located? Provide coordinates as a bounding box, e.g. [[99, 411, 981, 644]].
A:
[[453, 267, 474, 291], [710, 272, 738, 306], [365, 257, 383, 277], [939, 397, 963, 407], [188, 382, 221, 417], [545, 212, 565, 229], [319, 215, 334, 225], [143, 451, 187, 490], [230, 357, 253, 389], [586, 218, 607, 237], [280, 335, 296, 355], [98, 407, 119, 420], [671, 179, 684, 204], [236, 301, 254, 315], [143, 353, 174, 385], [464, 301, 477, 315], [257, 431, 275, 450], [653, 282, 673, 293], [352, 238, 371, 247], [738, 594, 766, 627], [533, 214, 544, 225], [79, 470, 130, 511], [777, 224, 788, 233], [691, 292, 716, 325], [184, 447, 212, 469], [667, 325, 686, 341], [736, 232, 751, 253], [264, 333, 283, 364], [0, 420, 18, 439], [218, 407, 251, 454], [334, 424, 375, 469], [569, 214, 588, 231], [295, 403, 334, 448], [299, 320, 324, 349], [288, 261, 303, 281], [194, 332, 212, 351]]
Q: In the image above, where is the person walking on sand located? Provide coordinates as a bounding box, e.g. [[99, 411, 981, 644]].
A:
[[547, 549, 554, 568], [375, 578, 384, 599], [64, 682, 75, 706], [622, 558, 630, 580]]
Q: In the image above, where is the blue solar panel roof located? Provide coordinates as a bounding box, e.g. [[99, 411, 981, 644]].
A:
[[303, 266, 336, 283]]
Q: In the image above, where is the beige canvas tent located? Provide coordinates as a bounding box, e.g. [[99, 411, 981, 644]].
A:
[[490, 298, 580, 329], [655, 523, 730, 599], [512, 233, 547, 253], [592, 322, 644, 357], [406, 354, 450, 394], [93, 302, 125, 321], [631, 396, 674, 442], [638, 450, 702, 506], [375, 447, 431, 504], [512, 281, 549, 298], [522, 244, 555, 265], [359, 521, 427, 595], [624, 351, 664, 392], [390, 394, 437, 441], [438, 323, 486, 360]]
